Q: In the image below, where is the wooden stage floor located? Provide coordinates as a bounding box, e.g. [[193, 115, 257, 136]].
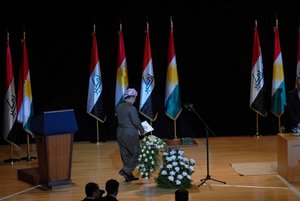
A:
[[0, 135, 299, 201]]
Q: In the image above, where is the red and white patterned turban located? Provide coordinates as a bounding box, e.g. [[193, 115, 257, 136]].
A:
[[124, 88, 138, 99]]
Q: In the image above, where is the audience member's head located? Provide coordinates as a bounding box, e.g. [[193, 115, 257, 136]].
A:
[[85, 182, 105, 199], [105, 179, 119, 196], [175, 188, 189, 201]]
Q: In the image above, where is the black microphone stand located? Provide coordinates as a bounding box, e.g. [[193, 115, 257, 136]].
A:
[[184, 103, 226, 186]]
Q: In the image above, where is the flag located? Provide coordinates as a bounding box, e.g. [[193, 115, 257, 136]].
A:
[[250, 21, 267, 117], [17, 33, 34, 135], [115, 24, 128, 108], [271, 20, 286, 117], [3, 32, 18, 147], [165, 21, 182, 120], [87, 27, 106, 122], [296, 24, 300, 84], [139, 23, 158, 121]]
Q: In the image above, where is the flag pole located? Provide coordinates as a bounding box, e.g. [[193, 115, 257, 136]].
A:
[[20, 133, 37, 161], [96, 120, 100, 144], [3, 133, 20, 164], [255, 113, 261, 137], [278, 117, 281, 133], [3, 145, 19, 164], [149, 120, 153, 136], [174, 120, 177, 139]]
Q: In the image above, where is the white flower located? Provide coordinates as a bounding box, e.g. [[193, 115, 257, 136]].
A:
[[177, 174, 183, 180], [170, 171, 176, 176], [166, 157, 172, 162], [170, 150, 176, 155], [161, 170, 167, 175], [168, 176, 174, 181], [166, 164, 173, 169]]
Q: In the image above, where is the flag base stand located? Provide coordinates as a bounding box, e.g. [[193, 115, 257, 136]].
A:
[[90, 140, 106, 144], [254, 133, 261, 138], [20, 156, 37, 161], [164, 138, 182, 146], [3, 158, 20, 164], [164, 138, 198, 146]]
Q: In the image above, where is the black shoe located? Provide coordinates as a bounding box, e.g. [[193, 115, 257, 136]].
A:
[[127, 174, 139, 182], [119, 169, 130, 181]]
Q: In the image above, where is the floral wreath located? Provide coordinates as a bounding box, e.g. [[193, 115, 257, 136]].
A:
[[155, 146, 195, 189], [137, 135, 167, 179]]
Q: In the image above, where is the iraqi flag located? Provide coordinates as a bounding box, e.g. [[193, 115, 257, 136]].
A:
[[139, 24, 158, 121], [249, 22, 267, 117], [3, 32, 18, 147], [87, 28, 106, 122]]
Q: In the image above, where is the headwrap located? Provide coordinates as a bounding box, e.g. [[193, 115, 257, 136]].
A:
[[123, 88, 138, 99]]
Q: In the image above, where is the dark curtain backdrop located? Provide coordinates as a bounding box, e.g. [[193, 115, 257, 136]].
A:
[[1, 1, 300, 144]]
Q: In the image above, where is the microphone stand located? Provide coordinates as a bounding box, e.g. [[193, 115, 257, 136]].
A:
[[185, 103, 226, 186]]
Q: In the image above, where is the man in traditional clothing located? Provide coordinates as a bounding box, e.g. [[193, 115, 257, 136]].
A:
[[116, 88, 145, 182]]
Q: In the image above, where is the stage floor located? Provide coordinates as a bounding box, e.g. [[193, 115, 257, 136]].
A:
[[0, 135, 299, 201]]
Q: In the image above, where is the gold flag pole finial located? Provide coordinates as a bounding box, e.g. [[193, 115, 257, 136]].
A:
[[255, 20, 257, 28], [93, 24, 96, 33]]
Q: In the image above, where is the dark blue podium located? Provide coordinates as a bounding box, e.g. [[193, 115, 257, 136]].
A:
[[32, 109, 78, 188]]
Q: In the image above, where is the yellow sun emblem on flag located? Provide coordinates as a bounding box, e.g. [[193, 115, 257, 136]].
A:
[[273, 63, 284, 81], [167, 64, 178, 84], [24, 79, 32, 98], [117, 66, 128, 86]]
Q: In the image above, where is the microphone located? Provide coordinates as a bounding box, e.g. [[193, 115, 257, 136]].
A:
[[183, 103, 193, 111]]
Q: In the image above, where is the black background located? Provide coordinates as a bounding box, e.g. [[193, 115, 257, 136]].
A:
[[1, 0, 300, 144]]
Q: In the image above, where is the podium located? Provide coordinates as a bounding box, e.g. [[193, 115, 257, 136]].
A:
[[277, 133, 300, 182], [31, 109, 78, 188]]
